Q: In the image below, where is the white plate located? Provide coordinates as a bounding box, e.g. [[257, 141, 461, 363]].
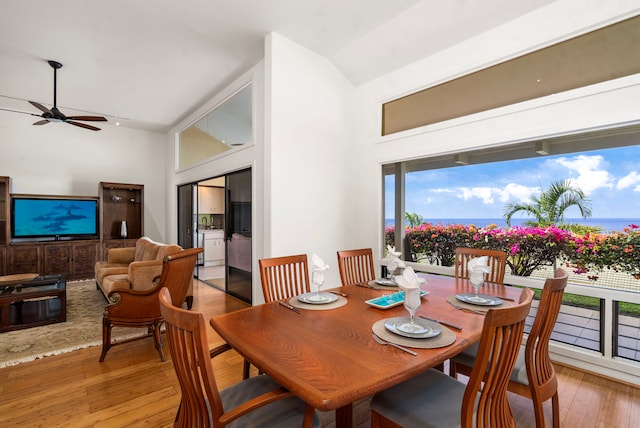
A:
[[384, 316, 442, 339], [455, 293, 503, 306], [297, 292, 338, 305], [375, 278, 398, 287], [365, 290, 428, 309]]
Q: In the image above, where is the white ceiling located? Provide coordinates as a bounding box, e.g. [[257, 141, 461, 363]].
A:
[[0, 0, 554, 132]]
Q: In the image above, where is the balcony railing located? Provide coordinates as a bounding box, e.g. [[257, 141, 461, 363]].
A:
[[405, 261, 640, 386]]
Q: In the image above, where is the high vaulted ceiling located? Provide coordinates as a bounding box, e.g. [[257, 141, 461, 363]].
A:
[[0, 0, 554, 132]]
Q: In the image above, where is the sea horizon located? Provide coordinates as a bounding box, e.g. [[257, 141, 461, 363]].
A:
[[385, 218, 639, 233]]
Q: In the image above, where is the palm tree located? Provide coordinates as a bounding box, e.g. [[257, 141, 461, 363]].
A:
[[503, 179, 592, 228], [405, 212, 424, 228]]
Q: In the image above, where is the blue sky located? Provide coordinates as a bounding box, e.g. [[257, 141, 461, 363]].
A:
[[386, 145, 640, 220]]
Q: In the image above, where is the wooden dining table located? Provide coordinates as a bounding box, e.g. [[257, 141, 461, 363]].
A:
[[209, 273, 522, 428]]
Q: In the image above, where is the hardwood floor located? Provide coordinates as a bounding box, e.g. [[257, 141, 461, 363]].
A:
[[0, 279, 638, 427]]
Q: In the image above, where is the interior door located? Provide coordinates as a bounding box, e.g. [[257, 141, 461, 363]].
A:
[[225, 168, 252, 303], [177, 183, 199, 274]]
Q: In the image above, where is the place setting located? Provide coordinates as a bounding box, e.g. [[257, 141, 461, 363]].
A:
[[368, 245, 424, 289], [447, 256, 513, 313], [288, 254, 348, 311], [372, 267, 456, 351]]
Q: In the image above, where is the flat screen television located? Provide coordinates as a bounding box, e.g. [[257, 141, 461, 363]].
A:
[[11, 195, 99, 242]]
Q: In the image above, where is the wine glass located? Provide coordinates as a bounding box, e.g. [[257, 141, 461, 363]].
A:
[[311, 270, 325, 301], [387, 258, 398, 281], [398, 287, 423, 333], [469, 273, 484, 302]]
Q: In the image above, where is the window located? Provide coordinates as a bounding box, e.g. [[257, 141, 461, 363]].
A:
[[178, 84, 252, 169]]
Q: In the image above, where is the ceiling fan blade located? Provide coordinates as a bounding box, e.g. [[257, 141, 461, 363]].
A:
[[29, 101, 51, 114], [66, 120, 101, 131], [33, 119, 50, 125], [66, 115, 108, 122]]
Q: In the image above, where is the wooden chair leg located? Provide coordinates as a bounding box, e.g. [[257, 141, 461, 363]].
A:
[[99, 317, 112, 362], [185, 295, 193, 309], [152, 321, 166, 362], [449, 359, 458, 377], [243, 360, 251, 379], [532, 397, 546, 428], [552, 393, 560, 428]]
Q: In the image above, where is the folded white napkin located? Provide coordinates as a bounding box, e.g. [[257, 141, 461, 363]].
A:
[[468, 256, 491, 283], [384, 245, 406, 273], [396, 267, 421, 307], [310, 254, 329, 284]]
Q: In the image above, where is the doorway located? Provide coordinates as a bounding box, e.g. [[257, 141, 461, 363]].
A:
[[177, 168, 252, 304]]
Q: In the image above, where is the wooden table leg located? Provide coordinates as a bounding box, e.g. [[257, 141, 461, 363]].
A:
[[335, 403, 353, 428]]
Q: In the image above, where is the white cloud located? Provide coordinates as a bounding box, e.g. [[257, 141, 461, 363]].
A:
[[430, 188, 455, 193], [453, 183, 539, 205], [617, 171, 640, 190], [549, 155, 614, 194], [500, 183, 539, 202]]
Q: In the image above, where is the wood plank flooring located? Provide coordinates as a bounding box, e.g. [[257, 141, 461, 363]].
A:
[[0, 279, 638, 427]]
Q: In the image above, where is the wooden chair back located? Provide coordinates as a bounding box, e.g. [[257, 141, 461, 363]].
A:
[[259, 254, 310, 303], [159, 287, 221, 427], [517, 268, 568, 427], [160, 288, 317, 427], [156, 247, 202, 310], [336, 248, 376, 286], [455, 247, 507, 284], [462, 287, 534, 427]]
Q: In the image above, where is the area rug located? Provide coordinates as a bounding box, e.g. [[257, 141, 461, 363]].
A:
[[0, 279, 145, 368]]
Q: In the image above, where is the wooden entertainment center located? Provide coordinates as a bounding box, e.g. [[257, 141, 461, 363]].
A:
[[0, 178, 144, 280]]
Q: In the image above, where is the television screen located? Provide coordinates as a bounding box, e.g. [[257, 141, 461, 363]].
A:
[[11, 196, 99, 240]]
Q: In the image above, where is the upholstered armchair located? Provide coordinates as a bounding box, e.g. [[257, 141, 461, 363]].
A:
[[99, 247, 202, 362], [95, 236, 195, 308]]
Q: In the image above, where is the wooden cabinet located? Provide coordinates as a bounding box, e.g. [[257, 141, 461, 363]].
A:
[[198, 186, 224, 214], [42, 244, 71, 276], [42, 241, 98, 279], [0, 177, 122, 279], [72, 242, 98, 278], [0, 178, 142, 278], [203, 231, 225, 266], [8, 245, 41, 274], [0, 246, 6, 276], [8, 241, 98, 280], [99, 182, 144, 259], [0, 176, 9, 247]]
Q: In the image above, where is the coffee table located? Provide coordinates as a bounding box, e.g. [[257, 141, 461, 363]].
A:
[[0, 274, 66, 332]]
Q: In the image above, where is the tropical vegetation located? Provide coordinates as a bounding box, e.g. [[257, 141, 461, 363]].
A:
[[388, 180, 638, 280], [389, 222, 639, 279], [503, 179, 596, 233]]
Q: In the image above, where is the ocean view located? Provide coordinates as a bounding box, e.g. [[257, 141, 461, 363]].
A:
[[385, 218, 639, 233]]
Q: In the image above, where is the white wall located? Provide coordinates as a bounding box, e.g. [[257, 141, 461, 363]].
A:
[[264, 33, 356, 288], [349, 1, 640, 257], [165, 64, 264, 302], [0, 112, 167, 240]]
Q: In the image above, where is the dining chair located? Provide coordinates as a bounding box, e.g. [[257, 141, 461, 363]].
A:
[[450, 268, 569, 428], [259, 254, 311, 302], [336, 248, 376, 286], [455, 247, 507, 284], [248, 254, 311, 378], [370, 287, 534, 428], [99, 247, 202, 362], [158, 288, 320, 428]]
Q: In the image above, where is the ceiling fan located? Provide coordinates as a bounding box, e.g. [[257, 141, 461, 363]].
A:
[[7, 60, 108, 131]]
